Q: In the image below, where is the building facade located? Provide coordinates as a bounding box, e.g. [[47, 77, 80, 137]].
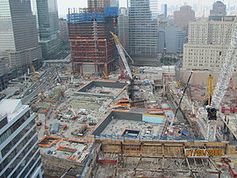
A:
[[173, 5, 195, 32], [128, 0, 158, 57], [32, 0, 61, 59], [210, 1, 227, 16], [0, 99, 43, 178], [158, 20, 186, 54], [59, 18, 69, 43], [183, 16, 235, 71], [118, 7, 129, 50], [0, 0, 42, 74]]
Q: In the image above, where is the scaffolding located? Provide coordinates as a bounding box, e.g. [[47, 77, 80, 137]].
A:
[[68, 7, 118, 75]]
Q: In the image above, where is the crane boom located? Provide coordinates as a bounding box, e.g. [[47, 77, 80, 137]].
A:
[[211, 18, 237, 109], [110, 32, 133, 79]]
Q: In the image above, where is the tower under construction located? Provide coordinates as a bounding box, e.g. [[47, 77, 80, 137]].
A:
[[68, 7, 118, 75]]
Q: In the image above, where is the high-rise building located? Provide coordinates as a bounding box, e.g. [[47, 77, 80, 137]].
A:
[[161, 4, 168, 18], [118, 7, 129, 50], [128, 0, 158, 57], [183, 16, 236, 71], [0, 56, 8, 91], [68, 1, 118, 75], [0, 0, 42, 73], [0, 99, 43, 178], [210, 1, 227, 16], [31, 0, 61, 59], [158, 21, 186, 54], [173, 5, 195, 32], [59, 18, 69, 44]]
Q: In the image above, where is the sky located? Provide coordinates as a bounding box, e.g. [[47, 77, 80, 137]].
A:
[[57, 0, 237, 18]]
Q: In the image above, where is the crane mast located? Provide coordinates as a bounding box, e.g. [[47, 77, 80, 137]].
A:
[[110, 32, 133, 79], [206, 18, 237, 141], [211, 18, 237, 109]]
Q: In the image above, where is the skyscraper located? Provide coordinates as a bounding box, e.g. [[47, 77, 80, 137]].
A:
[[0, 99, 43, 178], [210, 1, 227, 16], [173, 5, 195, 32], [0, 0, 42, 74], [128, 0, 158, 57], [118, 7, 129, 50], [32, 0, 61, 59]]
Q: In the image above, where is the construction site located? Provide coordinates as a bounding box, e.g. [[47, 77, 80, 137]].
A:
[[1, 3, 237, 178]]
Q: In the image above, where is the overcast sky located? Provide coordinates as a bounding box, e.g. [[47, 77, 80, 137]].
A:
[[57, 0, 237, 17]]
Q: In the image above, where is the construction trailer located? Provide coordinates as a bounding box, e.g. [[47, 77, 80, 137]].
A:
[[68, 7, 118, 75]]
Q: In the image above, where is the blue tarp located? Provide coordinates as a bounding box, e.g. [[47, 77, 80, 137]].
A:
[[142, 114, 165, 124], [67, 7, 118, 23]]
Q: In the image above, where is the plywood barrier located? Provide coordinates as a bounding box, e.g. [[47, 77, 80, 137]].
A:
[[97, 139, 236, 157]]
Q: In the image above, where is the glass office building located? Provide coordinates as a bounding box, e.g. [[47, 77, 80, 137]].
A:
[[0, 0, 42, 71], [32, 0, 61, 59], [0, 99, 43, 178], [128, 0, 158, 57]]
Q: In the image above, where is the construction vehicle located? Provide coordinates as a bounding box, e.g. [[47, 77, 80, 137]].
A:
[[205, 17, 237, 141]]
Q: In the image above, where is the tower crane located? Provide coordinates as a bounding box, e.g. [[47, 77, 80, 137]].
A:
[[206, 17, 237, 141]]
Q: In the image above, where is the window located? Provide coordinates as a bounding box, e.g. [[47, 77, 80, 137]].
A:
[[0, 117, 8, 130], [1, 136, 38, 177], [1, 119, 35, 157], [0, 111, 30, 144]]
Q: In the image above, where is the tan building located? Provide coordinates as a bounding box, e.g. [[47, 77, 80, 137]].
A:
[[183, 16, 236, 71]]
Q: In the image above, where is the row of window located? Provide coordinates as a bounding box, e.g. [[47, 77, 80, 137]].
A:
[[1, 129, 36, 170], [24, 155, 41, 178], [0, 117, 8, 130], [0, 110, 30, 144], [1, 119, 35, 157], [0, 136, 38, 177], [11, 147, 40, 178]]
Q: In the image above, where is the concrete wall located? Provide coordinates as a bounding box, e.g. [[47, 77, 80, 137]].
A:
[[79, 81, 127, 92], [93, 111, 142, 136], [41, 153, 83, 178], [179, 69, 237, 86]]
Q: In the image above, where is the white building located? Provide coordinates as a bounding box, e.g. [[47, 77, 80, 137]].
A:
[[0, 99, 43, 178], [183, 16, 236, 71]]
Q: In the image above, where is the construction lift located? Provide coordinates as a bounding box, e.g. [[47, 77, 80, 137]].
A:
[[206, 17, 237, 141]]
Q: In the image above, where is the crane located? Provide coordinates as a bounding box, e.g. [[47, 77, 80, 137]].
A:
[[110, 32, 134, 79], [207, 74, 214, 106], [206, 17, 237, 141]]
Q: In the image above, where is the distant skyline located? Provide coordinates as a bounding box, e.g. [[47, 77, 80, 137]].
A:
[[57, 0, 237, 18]]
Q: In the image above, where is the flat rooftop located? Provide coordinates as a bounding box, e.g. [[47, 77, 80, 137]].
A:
[[76, 81, 127, 98], [93, 111, 166, 140]]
